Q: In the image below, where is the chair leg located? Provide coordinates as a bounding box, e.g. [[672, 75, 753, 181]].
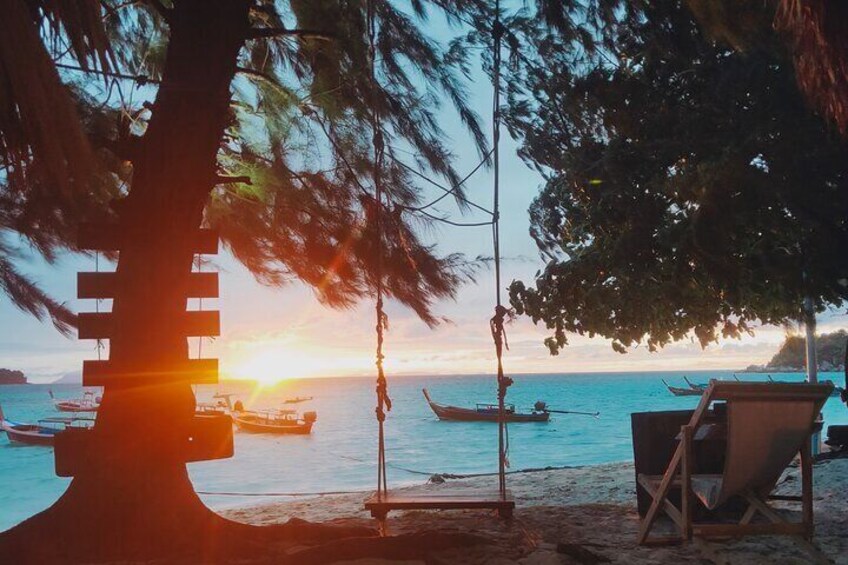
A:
[[740, 503, 757, 525], [681, 425, 693, 541], [637, 445, 683, 544], [801, 438, 814, 541]]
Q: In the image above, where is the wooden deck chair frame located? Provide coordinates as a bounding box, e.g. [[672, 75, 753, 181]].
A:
[[637, 380, 833, 546]]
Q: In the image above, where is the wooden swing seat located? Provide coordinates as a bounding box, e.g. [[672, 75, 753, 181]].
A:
[[365, 489, 514, 520]]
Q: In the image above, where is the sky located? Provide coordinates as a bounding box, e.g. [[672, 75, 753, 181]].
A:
[[2, 8, 846, 384]]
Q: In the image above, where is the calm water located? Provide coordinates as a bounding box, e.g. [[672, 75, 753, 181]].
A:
[[1, 371, 846, 531]]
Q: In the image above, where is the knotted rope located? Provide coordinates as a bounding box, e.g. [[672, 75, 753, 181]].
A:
[[95, 251, 105, 361], [368, 0, 392, 498], [491, 0, 511, 497]]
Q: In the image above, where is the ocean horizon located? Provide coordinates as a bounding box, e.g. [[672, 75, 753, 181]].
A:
[[2, 370, 846, 532]]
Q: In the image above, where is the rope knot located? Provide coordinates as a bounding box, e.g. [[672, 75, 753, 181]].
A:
[[373, 128, 385, 154], [492, 20, 506, 41], [498, 375, 513, 398], [376, 370, 392, 413], [490, 304, 512, 352]]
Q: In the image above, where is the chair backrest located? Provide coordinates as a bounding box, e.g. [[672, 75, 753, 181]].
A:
[[701, 381, 832, 508]]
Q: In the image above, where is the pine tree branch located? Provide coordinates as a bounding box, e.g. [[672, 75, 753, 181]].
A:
[[213, 175, 252, 185], [236, 66, 276, 83], [246, 28, 335, 41], [147, 0, 172, 22]]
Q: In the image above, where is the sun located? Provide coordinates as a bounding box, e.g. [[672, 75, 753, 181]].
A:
[[235, 347, 324, 385]]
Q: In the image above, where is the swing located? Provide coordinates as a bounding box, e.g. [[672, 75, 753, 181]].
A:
[[363, 0, 515, 524]]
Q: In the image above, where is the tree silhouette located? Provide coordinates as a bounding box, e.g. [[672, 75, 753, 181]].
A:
[[0, 0, 498, 561], [504, 1, 848, 354], [688, 0, 848, 135]]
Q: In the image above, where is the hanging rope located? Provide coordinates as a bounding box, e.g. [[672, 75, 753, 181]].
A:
[[195, 253, 204, 359], [366, 0, 511, 504], [490, 0, 513, 499], [398, 148, 495, 214], [94, 251, 105, 361], [368, 0, 392, 499]]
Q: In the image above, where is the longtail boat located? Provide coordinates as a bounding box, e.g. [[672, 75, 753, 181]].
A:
[[0, 405, 94, 446], [683, 376, 707, 391], [662, 379, 704, 397], [232, 407, 316, 434], [283, 396, 313, 404], [196, 393, 235, 415], [422, 389, 550, 422], [50, 389, 100, 412]]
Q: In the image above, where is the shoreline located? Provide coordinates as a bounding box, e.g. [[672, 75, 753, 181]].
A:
[[220, 457, 848, 563]]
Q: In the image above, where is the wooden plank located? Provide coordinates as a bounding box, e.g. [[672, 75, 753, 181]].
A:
[[183, 310, 220, 336], [77, 312, 112, 340], [82, 358, 218, 386], [187, 413, 234, 462], [710, 382, 834, 402], [637, 383, 715, 544], [56, 414, 233, 476], [637, 445, 683, 545], [637, 475, 683, 530], [768, 495, 803, 502], [742, 491, 787, 525], [693, 522, 806, 538], [800, 438, 813, 540], [365, 491, 514, 518], [78, 272, 218, 299], [681, 425, 693, 541], [78, 223, 219, 254], [631, 409, 726, 516], [740, 504, 757, 525], [78, 311, 219, 340]]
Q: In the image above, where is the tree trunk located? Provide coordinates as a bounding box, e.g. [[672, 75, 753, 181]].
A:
[[0, 1, 255, 561]]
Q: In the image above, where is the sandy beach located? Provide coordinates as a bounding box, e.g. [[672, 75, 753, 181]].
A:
[[221, 457, 848, 564]]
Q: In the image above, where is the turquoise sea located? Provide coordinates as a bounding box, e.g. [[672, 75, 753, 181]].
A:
[[1, 370, 846, 531]]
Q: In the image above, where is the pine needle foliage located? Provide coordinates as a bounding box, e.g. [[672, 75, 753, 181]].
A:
[[2, 0, 499, 330], [0, 0, 117, 333]]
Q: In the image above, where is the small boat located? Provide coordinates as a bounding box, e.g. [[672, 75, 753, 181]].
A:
[[662, 379, 704, 397], [684, 376, 707, 391], [232, 406, 317, 434], [422, 389, 550, 422], [283, 396, 313, 404], [50, 389, 100, 412], [196, 393, 235, 415], [0, 405, 93, 446]]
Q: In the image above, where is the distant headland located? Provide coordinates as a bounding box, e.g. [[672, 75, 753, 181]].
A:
[[0, 369, 27, 385], [742, 330, 847, 373]]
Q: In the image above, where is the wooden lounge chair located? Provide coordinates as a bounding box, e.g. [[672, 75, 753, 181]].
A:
[[637, 380, 833, 546]]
